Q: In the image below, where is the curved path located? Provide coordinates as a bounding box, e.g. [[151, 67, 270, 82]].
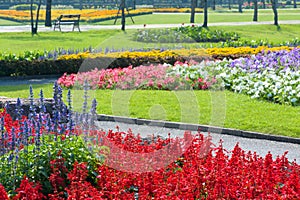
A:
[[96, 120, 300, 163], [1, 20, 300, 32], [1, 76, 299, 163]]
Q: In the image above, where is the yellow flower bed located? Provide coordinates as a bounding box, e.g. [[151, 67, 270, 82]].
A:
[[58, 50, 178, 60], [153, 8, 203, 13], [57, 52, 89, 60], [0, 8, 203, 22], [0, 9, 152, 22], [206, 46, 295, 56], [57, 46, 298, 60]]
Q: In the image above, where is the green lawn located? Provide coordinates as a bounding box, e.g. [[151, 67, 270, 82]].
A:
[[0, 18, 23, 26], [0, 24, 300, 53], [0, 30, 120, 52], [1, 8, 299, 27], [96, 9, 300, 25], [92, 24, 300, 50], [1, 84, 299, 138]]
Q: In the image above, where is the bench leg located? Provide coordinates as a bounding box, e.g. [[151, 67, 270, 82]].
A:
[[73, 24, 81, 32]]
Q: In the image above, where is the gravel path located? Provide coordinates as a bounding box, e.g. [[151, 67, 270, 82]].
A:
[[1, 20, 300, 32], [96, 121, 300, 163], [0, 75, 59, 86]]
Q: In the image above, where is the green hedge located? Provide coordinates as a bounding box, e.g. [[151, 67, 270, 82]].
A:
[[0, 55, 204, 77], [0, 59, 82, 77]]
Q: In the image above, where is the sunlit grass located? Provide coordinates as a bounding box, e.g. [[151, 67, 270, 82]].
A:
[[1, 84, 299, 137]]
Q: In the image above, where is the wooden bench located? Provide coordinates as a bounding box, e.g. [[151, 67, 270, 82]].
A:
[[53, 14, 81, 32]]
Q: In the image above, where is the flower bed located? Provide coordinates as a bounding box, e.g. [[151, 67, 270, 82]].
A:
[[57, 62, 217, 90], [216, 48, 300, 106], [0, 45, 299, 77], [0, 9, 152, 23], [58, 47, 300, 106]]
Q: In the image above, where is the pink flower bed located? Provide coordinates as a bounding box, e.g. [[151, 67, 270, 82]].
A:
[[57, 62, 215, 90]]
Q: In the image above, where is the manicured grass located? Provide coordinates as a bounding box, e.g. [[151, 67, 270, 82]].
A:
[[1, 84, 299, 137], [1, 24, 299, 53], [95, 9, 300, 25], [98, 24, 300, 50], [0, 30, 120, 52], [208, 24, 300, 43], [0, 18, 23, 25]]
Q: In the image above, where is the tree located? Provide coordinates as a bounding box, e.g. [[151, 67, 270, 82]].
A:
[[262, 0, 266, 9], [45, 0, 52, 27], [253, 0, 258, 21], [238, 0, 243, 12], [190, 0, 197, 23], [202, 0, 208, 27], [228, 0, 231, 9], [271, 0, 278, 26], [212, 0, 216, 10], [30, 0, 42, 35], [121, 0, 125, 31]]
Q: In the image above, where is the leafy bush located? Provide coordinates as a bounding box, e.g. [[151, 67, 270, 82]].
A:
[[133, 26, 239, 43], [0, 83, 102, 196]]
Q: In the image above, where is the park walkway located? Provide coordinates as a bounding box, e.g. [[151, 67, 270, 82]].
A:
[[1, 20, 300, 32]]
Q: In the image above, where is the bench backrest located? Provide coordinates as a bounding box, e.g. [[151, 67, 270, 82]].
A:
[[57, 14, 80, 22]]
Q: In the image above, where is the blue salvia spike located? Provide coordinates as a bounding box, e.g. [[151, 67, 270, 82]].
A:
[[90, 98, 97, 128], [24, 121, 29, 154], [36, 122, 41, 151], [47, 117, 52, 133], [52, 82, 59, 126], [67, 89, 72, 110], [15, 98, 23, 121], [28, 85, 36, 119], [39, 89, 46, 113], [67, 89, 74, 133], [11, 127, 15, 151], [82, 80, 89, 114]]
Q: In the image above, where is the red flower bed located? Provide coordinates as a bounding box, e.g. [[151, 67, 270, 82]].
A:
[[1, 109, 300, 199]]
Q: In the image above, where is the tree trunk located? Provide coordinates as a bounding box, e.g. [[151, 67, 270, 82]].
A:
[[30, 0, 42, 35], [133, 0, 136, 9], [212, 0, 216, 10], [45, 0, 52, 27], [294, 0, 297, 8], [238, 0, 243, 12], [202, 0, 208, 27], [262, 0, 266, 9], [121, 0, 125, 31], [253, 0, 258, 21], [30, 0, 34, 35], [271, 0, 278, 26], [190, 0, 196, 23], [35, 0, 42, 29]]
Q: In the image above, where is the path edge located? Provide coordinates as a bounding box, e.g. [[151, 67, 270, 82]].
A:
[[97, 114, 300, 144]]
